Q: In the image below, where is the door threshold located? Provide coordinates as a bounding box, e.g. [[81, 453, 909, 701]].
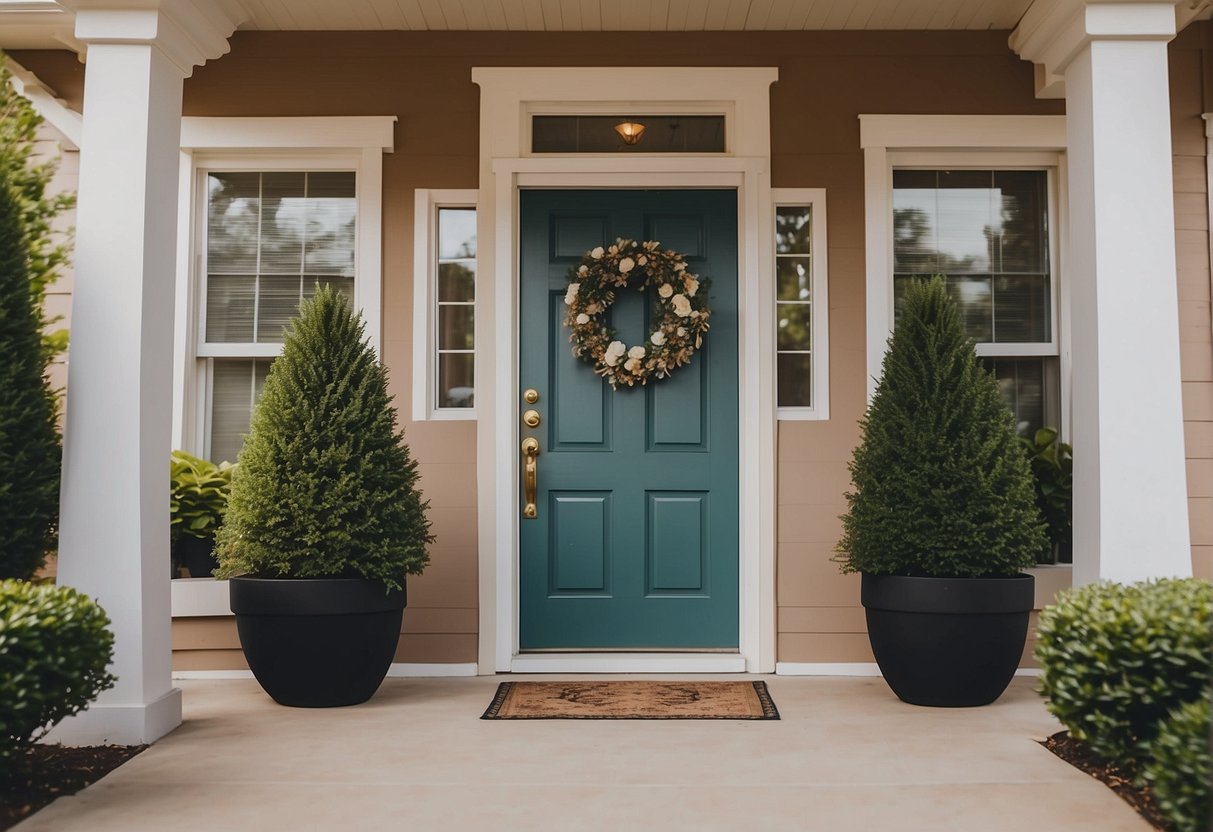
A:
[[510, 653, 747, 674]]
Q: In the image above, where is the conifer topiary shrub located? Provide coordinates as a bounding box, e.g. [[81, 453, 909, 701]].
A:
[[0, 177, 61, 580], [0, 580, 116, 779], [836, 277, 1047, 577], [215, 285, 432, 590]]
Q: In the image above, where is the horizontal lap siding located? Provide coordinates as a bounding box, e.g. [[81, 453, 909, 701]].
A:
[[1177, 26, 1213, 581]]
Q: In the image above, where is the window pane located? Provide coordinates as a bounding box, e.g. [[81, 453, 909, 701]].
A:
[[894, 169, 1050, 345], [207, 173, 260, 273], [777, 353, 813, 408], [531, 115, 726, 153], [775, 207, 811, 254], [777, 258, 811, 301], [206, 275, 256, 343], [438, 209, 477, 260], [439, 262, 476, 302], [776, 304, 812, 351], [983, 357, 1046, 437], [994, 275, 1049, 343], [438, 306, 475, 350], [210, 358, 274, 465], [204, 170, 357, 346], [438, 353, 475, 408], [303, 276, 355, 304], [257, 276, 302, 343]]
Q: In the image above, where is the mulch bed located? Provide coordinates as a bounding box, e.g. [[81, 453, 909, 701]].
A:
[[0, 744, 145, 831], [1041, 731, 1168, 830]]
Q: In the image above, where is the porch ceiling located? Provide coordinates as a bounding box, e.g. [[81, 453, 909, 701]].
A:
[[0, 0, 1041, 52]]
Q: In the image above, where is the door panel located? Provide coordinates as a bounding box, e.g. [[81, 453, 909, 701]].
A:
[[519, 189, 738, 650]]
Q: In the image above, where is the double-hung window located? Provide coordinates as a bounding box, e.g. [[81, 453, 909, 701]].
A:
[[195, 165, 363, 464], [891, 167, 1059, 435]]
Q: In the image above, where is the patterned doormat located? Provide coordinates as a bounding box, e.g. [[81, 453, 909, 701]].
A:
[[481, 680, 779, 720]]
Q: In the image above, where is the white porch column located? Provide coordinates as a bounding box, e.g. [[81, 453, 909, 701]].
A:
[[1013, 1, 1193, 585], [49, 0, 243, 746]]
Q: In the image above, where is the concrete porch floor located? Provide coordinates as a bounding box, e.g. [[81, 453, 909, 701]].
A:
[[18, 676, 1149, 831]]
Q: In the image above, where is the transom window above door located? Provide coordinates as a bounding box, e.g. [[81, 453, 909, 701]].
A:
[[531, 115, 726, 153]]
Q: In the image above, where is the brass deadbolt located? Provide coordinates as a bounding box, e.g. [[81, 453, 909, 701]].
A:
[[523, 409, 541, 428], [523, 388, 540, 404]]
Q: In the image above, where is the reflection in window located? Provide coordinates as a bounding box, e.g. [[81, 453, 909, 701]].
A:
[[892, 170, 1050, 344], [210, 358, 273, 465], [776, 206, 813, 408], [436, 208, 476, 408], [206, 171, 356, 344]]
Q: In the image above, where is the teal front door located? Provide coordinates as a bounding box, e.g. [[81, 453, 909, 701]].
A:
[[518, 189, 739, 650]]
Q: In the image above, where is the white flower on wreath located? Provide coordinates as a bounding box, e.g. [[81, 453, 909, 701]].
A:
[[658, 283, 674, 299], [628, 345, 646, 360], [676, 327, 687, 338], [564, 282, 580, 306], [637, 255, 648, 266], [684, 276, 699, 297], [672, 294, 692, 317], [650, 330, 666, 346], [575, 313, 590, 325], [578, 265, 588, 275], [604, 340, 626, 366], [619, 257, 635, 274], [624, 357, 640, 373], [674, 261, 686, 272], [590, 246, 605, 260]]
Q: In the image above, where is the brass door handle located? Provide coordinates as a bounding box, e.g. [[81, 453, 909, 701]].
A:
[[521, 437, 540, 519]]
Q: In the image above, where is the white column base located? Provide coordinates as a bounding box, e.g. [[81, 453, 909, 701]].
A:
[[43, 687, 182, 747]]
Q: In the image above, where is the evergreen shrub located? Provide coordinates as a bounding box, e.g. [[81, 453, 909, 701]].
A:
[[0, 580, 116, 779], [0, 175, 60, 579], [215, 285, 432, 590], [836, 277, 1047, 577], [1143, 696, 1212, 832], [1035, 578, 1213, 767]]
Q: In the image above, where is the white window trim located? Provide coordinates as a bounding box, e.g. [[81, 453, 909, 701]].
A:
[[412, 189, 478, 421], [860, 115, 1070, 431], [773, 188, 830, 421], [170, 116, 395, 617]]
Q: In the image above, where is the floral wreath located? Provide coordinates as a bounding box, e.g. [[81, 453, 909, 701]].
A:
[[563, 239, 711, 388]]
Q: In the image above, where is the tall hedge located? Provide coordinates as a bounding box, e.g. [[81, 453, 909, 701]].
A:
[[0, 177, 60, 579], [836, 277, 1048, 577], [215, 285, 432, 590]]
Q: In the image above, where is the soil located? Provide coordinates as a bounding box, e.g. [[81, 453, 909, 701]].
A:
[[0, 744, 145, 830], [1041, 731, 1168, 830]]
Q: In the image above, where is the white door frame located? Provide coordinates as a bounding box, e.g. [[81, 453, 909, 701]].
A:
[[472, 68, 778, 674]]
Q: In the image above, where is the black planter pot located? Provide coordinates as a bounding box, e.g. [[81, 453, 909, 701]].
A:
[[230, 577, 406, 708], [177, 535, 219, 578], [861, 573, 1035, 708]]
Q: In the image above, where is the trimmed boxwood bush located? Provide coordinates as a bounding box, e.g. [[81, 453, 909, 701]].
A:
[[215, 285, 432, 590], [836, 277, 1048, 577], [1143, 696, 1212, 832], [1035, 578, 1213, 767], [0, 580, 116, 778]]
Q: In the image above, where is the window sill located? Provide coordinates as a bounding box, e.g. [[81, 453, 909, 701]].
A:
[[171, 577, 232, 618]]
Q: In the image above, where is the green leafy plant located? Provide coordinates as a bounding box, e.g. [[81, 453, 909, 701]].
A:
[[0, 168, 60, 580], [836, 277, 1048, 577], [1020, 427, 1072, 561], [1035, 578, 1213, 768], [170, 450, 235, 545], [0, 580, 116, 779], [0, 54, 74, 358], [1143, 696, 1212, 832], [215, 285, 433, 590]]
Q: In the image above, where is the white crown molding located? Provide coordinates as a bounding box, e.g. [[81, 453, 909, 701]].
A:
[[59, 0, 248, 76], [1010, 0, 1182, 98]]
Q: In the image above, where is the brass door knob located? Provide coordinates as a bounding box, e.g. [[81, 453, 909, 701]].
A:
[[523, 388, 540, 404], [522, 409, 541, 428]]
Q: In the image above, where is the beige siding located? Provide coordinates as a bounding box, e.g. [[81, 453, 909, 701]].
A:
[[1173, 25, 1213, 581], [14, 23, 1211, 670]]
